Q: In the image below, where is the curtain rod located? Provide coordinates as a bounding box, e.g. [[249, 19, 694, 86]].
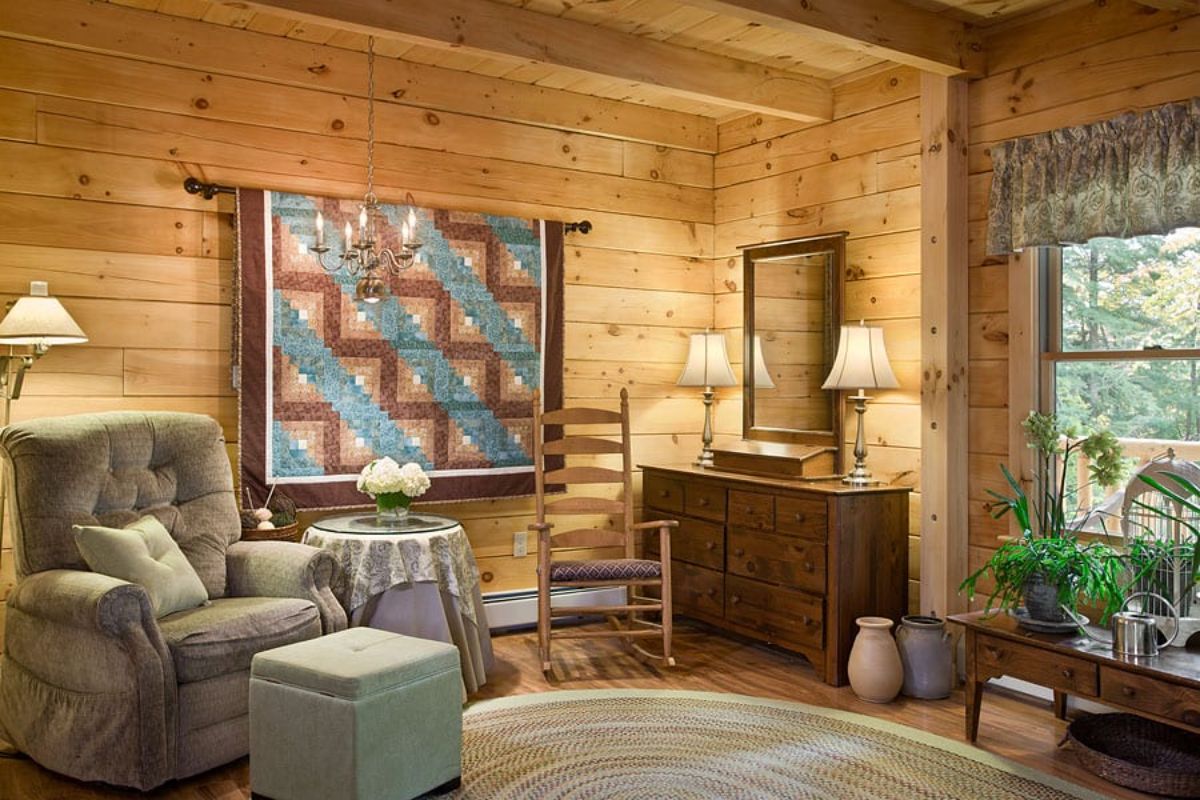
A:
[[182, 177, 592, 234]]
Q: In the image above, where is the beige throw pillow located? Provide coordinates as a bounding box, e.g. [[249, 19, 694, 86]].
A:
[[73, 516, 209, 618]]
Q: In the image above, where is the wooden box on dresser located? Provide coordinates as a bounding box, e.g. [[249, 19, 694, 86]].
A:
[[640, 464, 910, 687]]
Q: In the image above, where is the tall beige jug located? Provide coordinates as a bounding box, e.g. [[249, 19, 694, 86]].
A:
[[847, 617, 903, 703]]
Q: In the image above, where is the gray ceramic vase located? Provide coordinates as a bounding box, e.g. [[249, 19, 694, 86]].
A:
[[1024, 572, 1068, 622], [896, 615, 953, 700]]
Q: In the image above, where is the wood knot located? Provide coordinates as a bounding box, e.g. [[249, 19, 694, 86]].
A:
[[424, 112, 440, 126], [307, 64, 328, 75], [193, 97, 209, 110], [331, 119, 345, 131]]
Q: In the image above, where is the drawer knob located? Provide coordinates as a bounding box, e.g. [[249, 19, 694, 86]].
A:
[[730, 594, 741, 605], [698, 497, 709, 506], [804, 561, 814, 572], [706, 588, 716, 598], [734, 548, 745, 557], [704, 541, 715, 550], [659, 489, 669, 498], [745, 561, 756, 573], [801, 615, 811, 626], [794, 512, 806, 523], [1183, 710, 1200, 726], [1122, 686, 1136, 697], [744, 505, 754, 514], [1061, 668, 1073, 679]]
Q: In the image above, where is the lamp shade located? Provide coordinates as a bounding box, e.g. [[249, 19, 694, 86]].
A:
[[751, 335, 776, 389], [0, 282, 88, 347], [821, 322, 898, 391], [677, 331, 737, 388]]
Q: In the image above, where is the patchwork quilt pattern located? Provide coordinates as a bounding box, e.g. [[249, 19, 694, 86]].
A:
[[238, 190, 563, 508]]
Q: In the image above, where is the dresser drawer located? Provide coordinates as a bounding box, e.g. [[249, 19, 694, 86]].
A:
[[1100, 668, 1200, 729], [728, 528, 825, 594], [672, 561, 724, 620], [647, 515, 724, 570], [645, 473, 684, 514], [726, 575, 822, 651], [729, 490, 773, 530], [685, 482, 726, 522], [775, 496, 827, 540], [976, 637, 1099, 697]]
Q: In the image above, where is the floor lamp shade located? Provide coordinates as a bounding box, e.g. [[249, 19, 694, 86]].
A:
[[677, 332, 737, 388], [821, 323, 899, 391]]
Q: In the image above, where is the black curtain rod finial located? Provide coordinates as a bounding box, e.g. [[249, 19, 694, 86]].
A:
[[183, 176, 236, 200], [564, 219, 592, 235]]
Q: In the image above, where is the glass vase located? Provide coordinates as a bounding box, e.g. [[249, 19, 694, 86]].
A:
[[375, 492, 412, 525]]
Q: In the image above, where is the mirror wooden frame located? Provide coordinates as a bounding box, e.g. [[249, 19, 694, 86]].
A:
[[741, 233, 846, 461]]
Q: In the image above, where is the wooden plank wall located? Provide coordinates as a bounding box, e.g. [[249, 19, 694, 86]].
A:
[[0, 0, 718, 629], [714, 68, 924, 611], [965, 0, 1200, 605]]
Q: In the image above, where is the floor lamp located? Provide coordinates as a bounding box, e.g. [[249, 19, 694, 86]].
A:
[[677, 330, 737, 467], [0, 281, 88, 583], [821, 321, 898, 485]]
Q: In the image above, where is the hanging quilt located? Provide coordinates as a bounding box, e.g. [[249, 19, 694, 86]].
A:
[[237, 190, 563, 508]]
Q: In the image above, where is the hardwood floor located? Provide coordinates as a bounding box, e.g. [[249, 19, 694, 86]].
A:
[[0, 620, 1145, 799]]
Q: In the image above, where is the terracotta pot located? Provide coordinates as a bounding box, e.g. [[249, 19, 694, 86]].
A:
[[847, 616, 903, 704], [896, 615, 953, 700]]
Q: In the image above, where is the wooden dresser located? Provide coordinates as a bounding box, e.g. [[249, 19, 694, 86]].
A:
[[640, 464, 910, 686]]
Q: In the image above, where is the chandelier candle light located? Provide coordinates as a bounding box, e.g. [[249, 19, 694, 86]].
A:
[[309, 36, 422, 303], [821, 321, 899, 485], [677, 330, 738, 467]]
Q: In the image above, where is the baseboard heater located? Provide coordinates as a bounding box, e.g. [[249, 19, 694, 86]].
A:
[[483, 586, 626, 632]]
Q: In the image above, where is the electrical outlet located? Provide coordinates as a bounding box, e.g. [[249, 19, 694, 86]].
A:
[[512, 530, 528, 557]]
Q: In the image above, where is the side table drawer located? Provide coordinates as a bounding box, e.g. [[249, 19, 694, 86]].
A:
[[976, 637, 1099, 697], [729, 490, 773, 530], [672, 561, 724, 620], [685, 482, 726, 522], [645, 473, 684, 514], [1100, 668, 1200, 729]]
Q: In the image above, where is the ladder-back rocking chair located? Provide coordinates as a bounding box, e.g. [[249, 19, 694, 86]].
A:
[[531, 388, 677, 673]]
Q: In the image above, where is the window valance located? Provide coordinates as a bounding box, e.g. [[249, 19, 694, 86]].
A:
[[987, 98, 1199, 256]]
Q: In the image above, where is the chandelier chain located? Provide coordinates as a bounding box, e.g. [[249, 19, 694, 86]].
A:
[[365, 36, 376, 202]]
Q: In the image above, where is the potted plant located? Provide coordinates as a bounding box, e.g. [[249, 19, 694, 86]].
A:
[[961, 412, 1129, 626]]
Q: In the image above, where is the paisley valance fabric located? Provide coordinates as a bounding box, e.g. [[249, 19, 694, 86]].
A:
[[237, 190, 563, 509], [987, 98, 1200, 256]]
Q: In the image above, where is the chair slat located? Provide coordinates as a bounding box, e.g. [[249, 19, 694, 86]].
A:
[[551, 528, 626, 549], [542, 406, 623, 425], [544, 496, 625, 516], [544, 466, 624, 485], [542, 436, 623, 455]]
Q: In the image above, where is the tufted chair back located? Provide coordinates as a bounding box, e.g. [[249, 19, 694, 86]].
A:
[[0, 412, 241, 598]]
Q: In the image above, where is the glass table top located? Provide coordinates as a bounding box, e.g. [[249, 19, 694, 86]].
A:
[[309, 513, 460, 536]]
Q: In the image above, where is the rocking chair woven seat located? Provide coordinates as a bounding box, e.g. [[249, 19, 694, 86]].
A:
[[550, 559, 663, 582]]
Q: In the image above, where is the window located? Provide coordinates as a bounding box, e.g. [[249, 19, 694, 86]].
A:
[[1040, 227, 1200, 505]]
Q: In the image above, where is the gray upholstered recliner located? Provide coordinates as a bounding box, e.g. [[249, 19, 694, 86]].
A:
[[0, 412, 347, 790]]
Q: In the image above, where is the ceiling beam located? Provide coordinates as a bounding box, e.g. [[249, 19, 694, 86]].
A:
[[243, 0, 834, 122], [682, 0, 985, 77]]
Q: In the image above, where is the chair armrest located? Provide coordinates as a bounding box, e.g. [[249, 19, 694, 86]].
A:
[[226, 540, 348, 633], [631, 519, 679, 531], [6, 568, 154, 638], [527, 522, 554, 531]]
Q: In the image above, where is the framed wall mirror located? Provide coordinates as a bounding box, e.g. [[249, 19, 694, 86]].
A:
[[741, 233, 845, 460]]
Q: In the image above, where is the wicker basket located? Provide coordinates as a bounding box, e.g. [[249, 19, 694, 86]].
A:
[[240, 522, 302, 543], [1065, 713, 1200, 798]]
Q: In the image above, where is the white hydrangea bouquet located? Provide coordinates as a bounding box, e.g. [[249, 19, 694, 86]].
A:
[[357, 457, 431, 521]]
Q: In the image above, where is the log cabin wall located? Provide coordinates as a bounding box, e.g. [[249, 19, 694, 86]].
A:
[[713, 67, 924, 612], [965, 0, 1200, 604], [0, 0, 718, 630]]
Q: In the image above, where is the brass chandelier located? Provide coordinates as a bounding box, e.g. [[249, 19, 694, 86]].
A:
[[309, 36, 421, 303]]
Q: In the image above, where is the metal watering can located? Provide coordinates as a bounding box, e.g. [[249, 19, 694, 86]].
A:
[[1064, 592, 1180, 657]]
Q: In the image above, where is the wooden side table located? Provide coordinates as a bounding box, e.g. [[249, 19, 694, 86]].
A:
[[951, 612, 1200, 742]]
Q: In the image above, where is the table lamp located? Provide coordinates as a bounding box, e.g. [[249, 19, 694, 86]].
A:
[[677, 330, 737, 467], [0, 281, 88, 575], [821, 320, 898, 485], [751, 335, 775, 390]]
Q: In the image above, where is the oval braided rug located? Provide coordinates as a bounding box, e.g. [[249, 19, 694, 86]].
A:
[[435, 690, 1107, 799]]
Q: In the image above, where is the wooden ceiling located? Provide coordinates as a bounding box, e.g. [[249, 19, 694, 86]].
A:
[[105, 0, 1073, 121]]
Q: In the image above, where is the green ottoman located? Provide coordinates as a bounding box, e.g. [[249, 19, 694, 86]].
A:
[[250, 627, 462, 800]]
